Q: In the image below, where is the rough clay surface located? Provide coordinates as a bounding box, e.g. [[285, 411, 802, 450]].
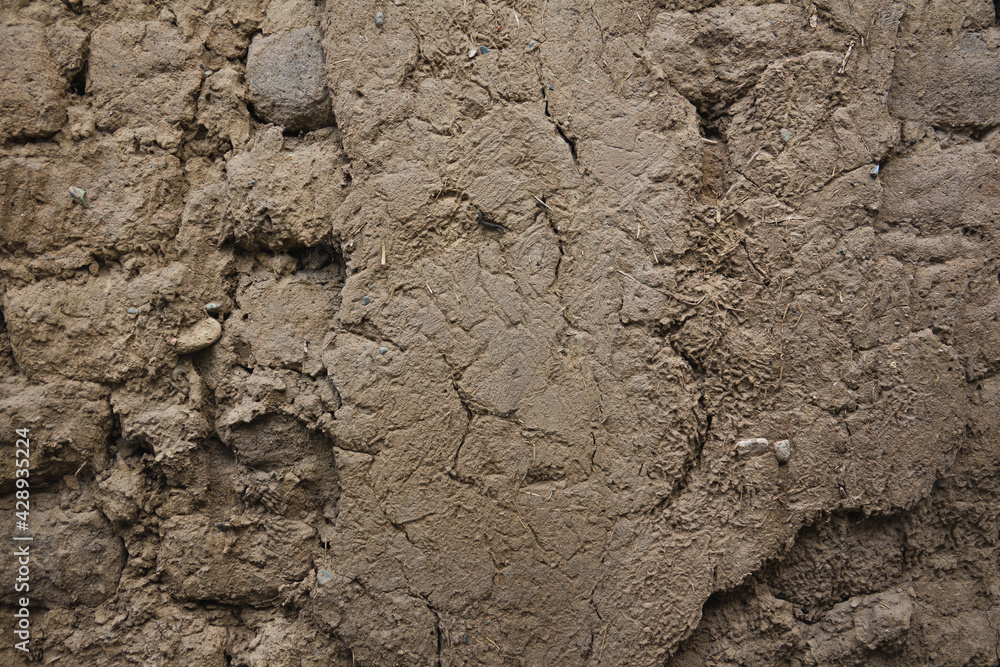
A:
[[0, 0, 999, 665]]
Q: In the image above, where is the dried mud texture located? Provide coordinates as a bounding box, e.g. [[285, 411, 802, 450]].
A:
[[0, 0, 998, 665]]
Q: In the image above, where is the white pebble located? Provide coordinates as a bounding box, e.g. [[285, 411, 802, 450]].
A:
[[174, 318, 222, 354]]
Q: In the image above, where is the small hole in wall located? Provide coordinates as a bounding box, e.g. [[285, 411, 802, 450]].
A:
[[289, 243, 344, 273], [70, 64, 87, 96]]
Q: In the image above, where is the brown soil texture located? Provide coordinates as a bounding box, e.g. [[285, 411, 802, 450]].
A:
[[1, 0, 999, 665]]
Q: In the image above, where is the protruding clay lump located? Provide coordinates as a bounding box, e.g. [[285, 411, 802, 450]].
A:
[[245, 27, 335, 132], [773, 439, 792, 464], [736, 438, 770, 457], [175, 318, 222, 355]]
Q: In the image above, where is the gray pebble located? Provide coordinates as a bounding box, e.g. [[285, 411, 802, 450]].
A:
[[774, 439, 792, 464], [361, 295, 371, 306], [378, 346, 388, 355], [375, 11, 384, 26], [205, 302, 221, 312], [127, 307, 139, 315], [736, 438, 770, 457], [780, 128, 791, 143]]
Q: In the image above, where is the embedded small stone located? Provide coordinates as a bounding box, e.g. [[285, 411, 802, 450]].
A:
[[361, 295, 371, 306], [780, 128, 791, 143], [375, 11, 384, 26], [773, 439, 792, 464], [317, 569, 334, 584], [378, 346, 388, 355], [174, 318, 222, 355], [127, 307, 139, 315], [528, 39, 537, 51], [205, 302, 222, 312], [479, 46, 491, 55], [736, 438, 770, 457], [68, 186, 87, 207]]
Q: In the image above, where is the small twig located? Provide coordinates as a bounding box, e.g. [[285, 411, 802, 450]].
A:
[[599, 613, 619, 660], [740, 240, 770, 284], [533, 195, 551, 209], [346, 220, 368, 238], [838, 40, 855, 74], [480, 633, 502, 654]]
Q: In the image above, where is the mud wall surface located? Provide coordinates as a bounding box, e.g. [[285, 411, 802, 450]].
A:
[[1, 0, 999, 665]]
